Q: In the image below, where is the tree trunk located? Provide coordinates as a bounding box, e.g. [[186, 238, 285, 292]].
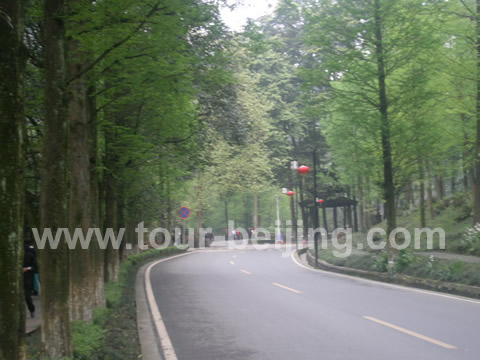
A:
[[243, 194, 250, 228], [417, 159, 426, 228], [365, 180, 372, 228], [196, 210, 203, 248], [253, 192, 258, 230], [104, 125, 119, 282], [434, 175, 444, 200], [474, 0, 480, 224], [289, 196, 297, 242], [374, 0, 396, 238], [40, 0, 72, 356], [463, 166, 469, 192], [406, 180, 414, 209], [450, 175, 456, 196], [66, 25, 96, 321], [461, 113, 470, 192], [357, 177, 365, 231], [0, 0, 27, 357], [470, 168, 476, 199], [224, 198, 229, 230], [117, 186, 126, 260], [420, 180, 426, 228], [427, 176, 435, 220], [166, 178, 173, 235], [298, 177, 308, 238], [353, 196, 359, 232], [333, 207, 338, 229], [87, 83, 105, 308]]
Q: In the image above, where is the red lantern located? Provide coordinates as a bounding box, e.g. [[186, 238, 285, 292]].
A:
[[286, 191, 295, 196], [297, 165, 310, 175], [317, 198, 324, 204]]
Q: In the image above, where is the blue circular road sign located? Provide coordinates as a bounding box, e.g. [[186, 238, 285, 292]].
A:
[[178, 207, 191, 219]]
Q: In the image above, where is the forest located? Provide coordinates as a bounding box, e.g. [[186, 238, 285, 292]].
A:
[[2, 0, 480, 358]]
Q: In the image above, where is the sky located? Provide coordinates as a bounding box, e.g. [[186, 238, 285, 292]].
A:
[[220, 0, 279, 31]]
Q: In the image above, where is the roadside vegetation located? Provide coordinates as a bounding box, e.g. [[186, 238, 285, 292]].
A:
[[26, 248, 185, 359], [5, 0, 480, 358], [315, 192, 480, 287]]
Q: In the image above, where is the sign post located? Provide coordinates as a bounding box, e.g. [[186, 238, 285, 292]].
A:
[[178, 207, 190, 244]]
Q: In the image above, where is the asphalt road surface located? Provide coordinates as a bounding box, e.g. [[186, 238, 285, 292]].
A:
[[149, 246, 480, 360]]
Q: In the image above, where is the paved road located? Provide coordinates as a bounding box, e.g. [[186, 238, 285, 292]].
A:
[[149, 247, 480, 360]]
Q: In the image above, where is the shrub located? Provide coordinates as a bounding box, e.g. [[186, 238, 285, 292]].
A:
[[459, 223, 480, 256], [394, 249, 414, 272], [71, 321, 105, 360], [373, 252, 389, 272]]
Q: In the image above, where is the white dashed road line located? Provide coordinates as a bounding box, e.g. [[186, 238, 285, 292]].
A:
[[272, 282, 302, 294]]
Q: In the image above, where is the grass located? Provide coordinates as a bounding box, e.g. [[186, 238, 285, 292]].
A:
[[317, 250, 377, 270], [26, 247, 186, 359]]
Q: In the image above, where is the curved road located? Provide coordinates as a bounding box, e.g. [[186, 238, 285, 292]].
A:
[[149, 247, 480, 360]]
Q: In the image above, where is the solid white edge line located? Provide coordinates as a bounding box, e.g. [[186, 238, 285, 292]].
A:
[[145, 252, 196, 360], [291, 250, 480, 305]]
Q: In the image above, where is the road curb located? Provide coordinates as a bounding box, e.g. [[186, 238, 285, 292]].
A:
[[300, 249, 480, 300], [136, 262, 164, 360]]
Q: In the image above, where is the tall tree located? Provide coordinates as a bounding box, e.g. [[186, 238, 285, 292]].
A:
[[39, 0, 72, 356], [302, 0, 439, 237], [474, 0, 480, 223], [0, 0, 27, 358], [66, 0, 98, 321]]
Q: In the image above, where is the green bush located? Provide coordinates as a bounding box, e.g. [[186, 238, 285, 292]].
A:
[[373, 252, 389, 272], [71, 321, 105, 360], [105, 281, 122, 308], [394, 249, 414, 272], [396, 255, 480, 286], [434, 191, 471, 215], [459, 224, 480, 256]]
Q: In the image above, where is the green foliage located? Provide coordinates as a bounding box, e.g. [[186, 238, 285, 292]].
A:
[[433, 192, 472, 222], [104, 281, 122, 309], [301, 0, 445, 197], [459, 224, 480, 256], [71, 321, 105, 360], [194, 185, 291, 232], [401, 256, 480, 286], [394, 250, 414, 273], [373, 252, 389, 273]]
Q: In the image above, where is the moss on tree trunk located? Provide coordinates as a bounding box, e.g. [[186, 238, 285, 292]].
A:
[[40, 0, 72, 356], [0, 0, 26, 358]]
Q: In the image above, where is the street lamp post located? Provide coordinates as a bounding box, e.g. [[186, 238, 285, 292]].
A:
[[294, 153, 320, 268], [297, 165, 310, 242]]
